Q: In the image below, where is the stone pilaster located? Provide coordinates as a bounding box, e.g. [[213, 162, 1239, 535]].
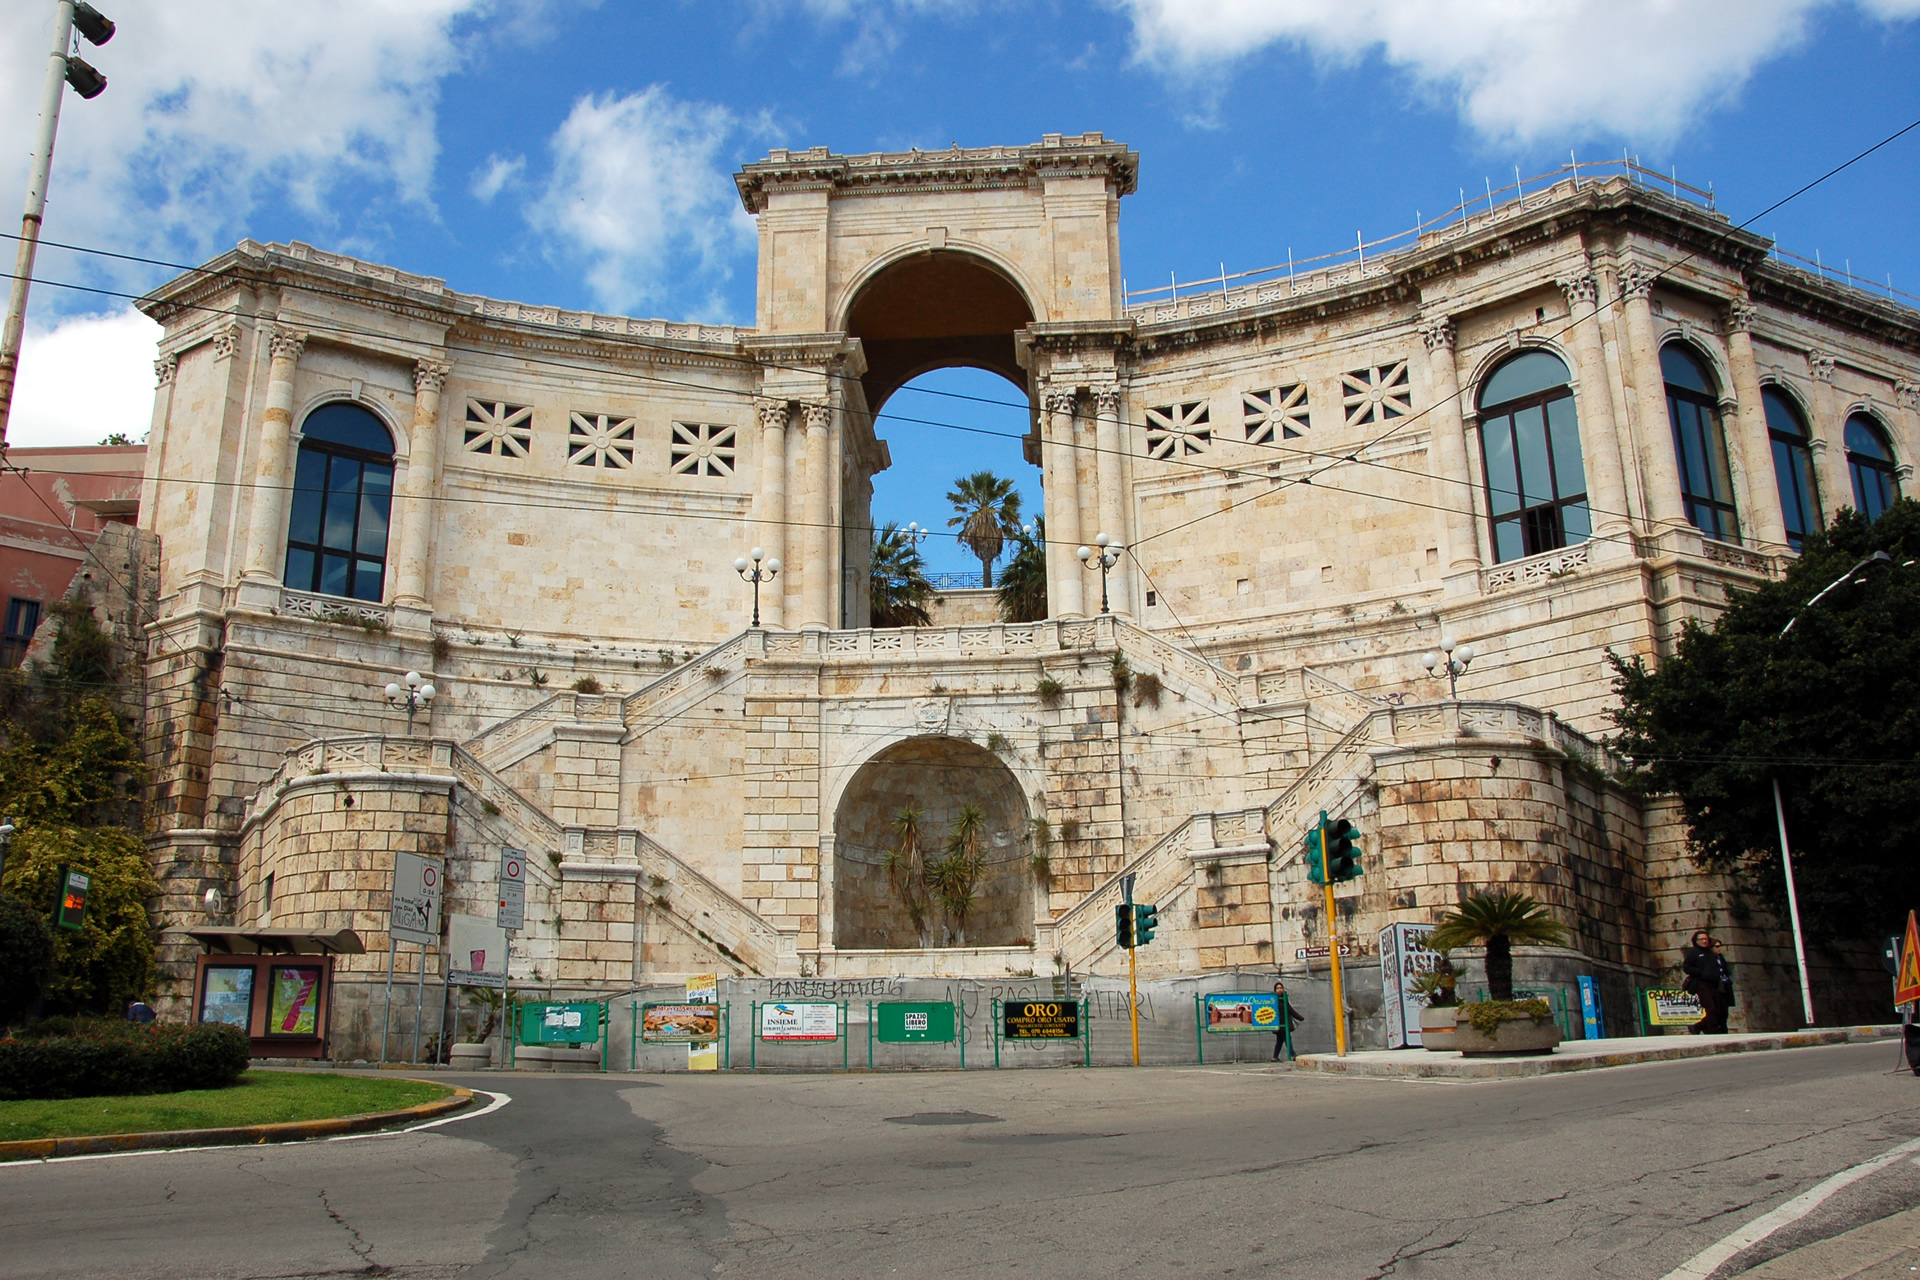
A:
[[1556, 275, 1635, 553], [1093, 386, 1131, 615], [1805, 350, 1854, 522], [1044, 388, 1085, 617], [1619, 263, 1688, 531], [1419, 315, 1480, 589], [755, 399, 789, 627], [394, 358, 450, 608], [240, 326, 307, 584], [801, 401, 832, 629], [1722, 300, 1789, 549]]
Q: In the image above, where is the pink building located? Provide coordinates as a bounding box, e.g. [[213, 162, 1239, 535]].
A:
[[0, 444, 144, 665]]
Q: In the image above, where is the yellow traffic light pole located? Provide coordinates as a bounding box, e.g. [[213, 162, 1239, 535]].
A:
[[1317, 815, 1350, 1056], [1128, 938, 1141, 1066]]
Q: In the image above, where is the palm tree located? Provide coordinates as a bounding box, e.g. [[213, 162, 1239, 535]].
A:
[[869, 522, 934, 628], [1426, 891, 1570, 1002], [927, 804, 987, 945], [946, 471, 1022, 587], [996, 517, 1047, 623]]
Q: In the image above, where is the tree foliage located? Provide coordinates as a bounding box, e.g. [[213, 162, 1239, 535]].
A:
[[996, 518, 1048, 623], [1, 825, 158, 1016], [870, 523, 934, 628], [1609, 502, 1920, 945], [0, 892, 55, 1025], [946, 471, 1022, 587], [1427, 891, 1569, 1002]]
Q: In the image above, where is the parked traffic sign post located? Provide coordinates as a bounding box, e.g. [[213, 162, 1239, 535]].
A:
[[496, 849, 526, 1072], [382, 852, 441, 1065]]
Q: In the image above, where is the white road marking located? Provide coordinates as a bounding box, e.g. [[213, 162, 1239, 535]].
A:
[[0, 1089, 510, 1168], [1660, 1134, 1920, 1280]]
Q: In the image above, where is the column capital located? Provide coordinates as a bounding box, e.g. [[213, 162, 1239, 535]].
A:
[[211, 322, 243, 361], [1896, 381, 1920, 411], [1419, 314, 1456, 353], [1724, 299, 1757, 334], [1808, 350, 1838, 384], [1092, 386, 1121, 415], [1043, 388, 1077, 416], [267, 326, 308, 364], [1619, 261, 1656, 304], [413, 358, 451, 395], [1555, 274, 1598, 312], [153, 354, 179, 386], [802, 402, 832, 431], [755, 398, 789, 431]]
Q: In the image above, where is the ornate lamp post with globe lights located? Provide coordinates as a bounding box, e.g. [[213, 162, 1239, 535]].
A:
[[1078, 533, 1123, 615], [1419, 637, 1476, 699], [734, 547, 781, 628], [384, 670, 435, 734]]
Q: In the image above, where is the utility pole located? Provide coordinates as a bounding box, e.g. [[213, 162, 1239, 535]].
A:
[[0, 2, 115, 451]]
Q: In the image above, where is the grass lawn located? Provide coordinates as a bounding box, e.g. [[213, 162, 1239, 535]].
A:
[[0, 1071, 453, 1144]]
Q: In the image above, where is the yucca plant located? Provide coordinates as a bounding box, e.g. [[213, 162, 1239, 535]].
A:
[[926, 804, 988, 945], [884, 806, 931, 947], [1426, 891, 1570, 1002]]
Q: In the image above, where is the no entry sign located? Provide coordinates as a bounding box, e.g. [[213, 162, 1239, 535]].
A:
[[498, 848, 526, 932]]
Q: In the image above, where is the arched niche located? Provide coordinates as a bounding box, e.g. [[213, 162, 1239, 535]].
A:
[[832, 735, 1034, 949], [845, 250, 1036, 415]]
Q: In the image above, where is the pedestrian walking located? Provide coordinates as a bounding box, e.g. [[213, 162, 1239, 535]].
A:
[[1710, 938, 1735, 1033], [1272, 980, 1305, 1061], [1682, 931, 1731, 1034]]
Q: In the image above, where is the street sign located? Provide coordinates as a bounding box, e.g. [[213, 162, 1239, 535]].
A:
[[390, 851, 441, 945], [759, 1001, 838, 1041], [1295, 944, 1356, 960], [1002, 1000, 1079, 1040], [497, 848, 526, 932], [1895, 911, 1920, 1006], [875, 1001, 955, 1043], [54, 866, 89, 931], [520, 1001, 602, 1045], [447, 913, 508, 989]]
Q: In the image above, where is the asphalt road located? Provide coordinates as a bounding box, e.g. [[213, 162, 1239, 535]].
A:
[[3, 1041, 1918, 1279]]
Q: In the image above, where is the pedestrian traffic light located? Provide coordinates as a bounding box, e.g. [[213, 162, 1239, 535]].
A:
[[1133, 903, 1160, 945], [1305, 821, 1327, 885], [1325, 817, 1362, 882], [1114, 902, 1134, 950]]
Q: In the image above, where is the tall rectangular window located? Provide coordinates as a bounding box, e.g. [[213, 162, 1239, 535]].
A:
[[2, 597, 42, 668]]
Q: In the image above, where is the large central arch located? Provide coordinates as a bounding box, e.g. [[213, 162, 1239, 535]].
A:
[[833, 736, 1035, 950], [844, 250, 1037, 415]]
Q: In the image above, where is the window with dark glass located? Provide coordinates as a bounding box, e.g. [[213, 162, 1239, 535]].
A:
[[1663, 345, 1739, 541], [1, 597, 41, 668], [1763, 387, 1819, 551], [1476, 350, 1590, 563], [1845, 413, 1900, 522], [284, 403, 395, 602]]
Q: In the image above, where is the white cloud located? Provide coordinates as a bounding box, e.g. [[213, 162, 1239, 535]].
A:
[[471, 153, 525, 203], [527, 88, 757, 316], [8, 309, 162, 449], [1116, 0, 1920, 142], [0, 0, 501, 296]]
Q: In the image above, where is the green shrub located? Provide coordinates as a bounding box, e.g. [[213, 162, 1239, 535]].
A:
[[0, 1020, 250, 1100], [0, 892, 53, 1025]]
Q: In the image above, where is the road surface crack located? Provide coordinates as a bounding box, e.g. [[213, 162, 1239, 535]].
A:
[[317, 1187, 386, 1275]]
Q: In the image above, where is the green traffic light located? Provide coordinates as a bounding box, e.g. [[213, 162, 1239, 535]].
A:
[[1133, 902, 1160, 945], [1114, 902, 1135, 950]]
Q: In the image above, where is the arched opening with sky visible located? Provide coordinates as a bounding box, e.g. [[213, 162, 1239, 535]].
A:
[[843, 251, 1045, 603]]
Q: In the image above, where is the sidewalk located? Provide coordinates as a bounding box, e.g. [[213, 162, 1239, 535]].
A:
[[1295, 1025, 1903, 1080]]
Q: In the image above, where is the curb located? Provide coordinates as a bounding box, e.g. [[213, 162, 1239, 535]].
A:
[[1296, 1026, 1900, 1080], [0, 1083, 473, 1162]]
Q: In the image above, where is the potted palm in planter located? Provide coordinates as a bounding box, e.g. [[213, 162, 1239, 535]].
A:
[[1427, 891, 1570, 1056]]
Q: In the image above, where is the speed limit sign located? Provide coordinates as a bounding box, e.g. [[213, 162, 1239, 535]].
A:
[[498, 848, 526, 932]]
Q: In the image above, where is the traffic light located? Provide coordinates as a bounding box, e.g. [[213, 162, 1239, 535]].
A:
[[1133, 903, 1160, 945], [1325, 817, 1362, 882], [1114, 902, 1135, 950], [1305, 819, 1327, 885]]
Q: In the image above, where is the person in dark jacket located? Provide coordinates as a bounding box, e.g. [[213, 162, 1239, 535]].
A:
[[1682, 931, 1732, 1034], [1272, 980, 1306, 1061]]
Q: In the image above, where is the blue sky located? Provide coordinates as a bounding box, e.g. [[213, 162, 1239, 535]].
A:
[[3, 0, 1917, 578]]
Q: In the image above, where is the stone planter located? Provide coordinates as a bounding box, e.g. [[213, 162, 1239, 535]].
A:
[[549, 1046, 603, 1073], [1418, 1005, 1459, 1051], [1453, 1008, 1562, 1056], [449, 1042, 494, 1069], [514, 1045, 555, 1071]]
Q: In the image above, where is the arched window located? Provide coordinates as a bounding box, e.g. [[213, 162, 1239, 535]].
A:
[[1663, 345, 1739, 541], [1763, 387, 1819, 551], [1476, 350, 1589, 563], [284, 403, 395, 601], [1845, 413, 1900, 522]]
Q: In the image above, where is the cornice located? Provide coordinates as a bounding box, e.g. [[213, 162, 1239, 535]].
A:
[[735, 133, 1139, 213]]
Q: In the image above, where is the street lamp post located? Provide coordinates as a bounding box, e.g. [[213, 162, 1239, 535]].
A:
[[0, 1, 116, 450], [1419, 636, 1476, 698], [733, 547, 780, 628], [383, 670, 435, 734], [1771, 548, 1902, 1027], [1078, 533, 1122, 614]]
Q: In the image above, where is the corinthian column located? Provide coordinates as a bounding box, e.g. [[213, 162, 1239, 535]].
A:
[[755, 399, 788, 627], [394, 359, 450, 606], [1806, 351, 1853, 523], [241, 326, 308, 582], [801, 401, 832, 629], [1723, 300, 1788, 549], [1043, 388, 1084, 618], [1419, 316, 1480, 584], [1093, 387, 1131, 615], [1619, 263, 1688, 531], [1556, 274, 1634, 549]]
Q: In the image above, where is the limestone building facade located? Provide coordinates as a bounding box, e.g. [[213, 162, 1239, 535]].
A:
[[133, 134, 1919, 1047]]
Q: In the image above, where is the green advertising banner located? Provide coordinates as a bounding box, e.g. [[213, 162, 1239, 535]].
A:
[[520, 1001, 603, 1045], [875, 1000, 956, 1043]]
